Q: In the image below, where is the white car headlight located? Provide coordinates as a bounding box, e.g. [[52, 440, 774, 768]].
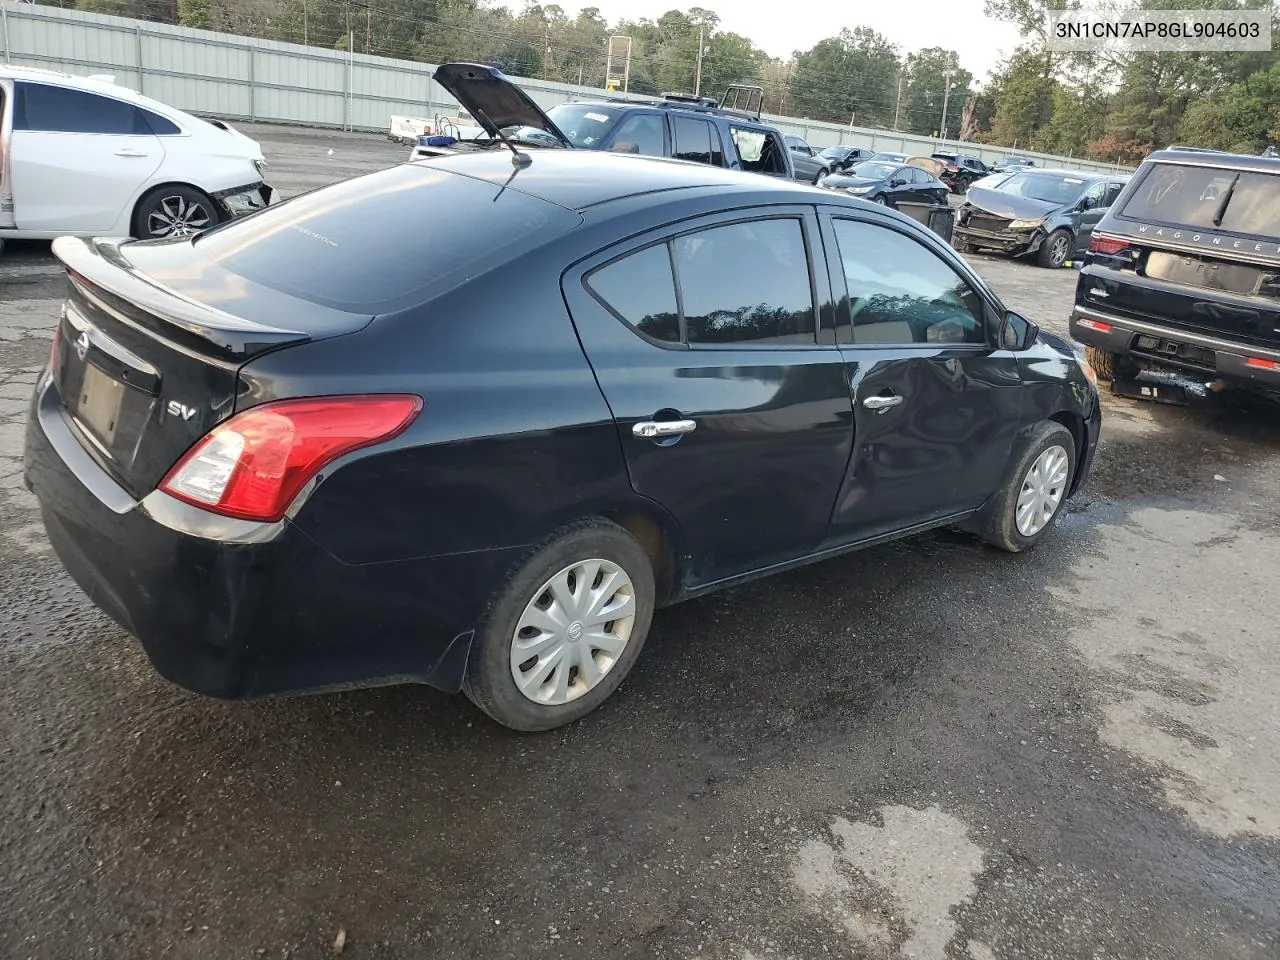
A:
[[847, 186, 873, 194], [1008, 217, 1045, 230]]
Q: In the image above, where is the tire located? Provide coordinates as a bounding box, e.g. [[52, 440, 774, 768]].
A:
[[1037, 229, 1072, 268], [132, 185, 221, 240], [813, 167, 830, 184], [871, 194, 888, 205], [1084, 345, 1140, 382], [463, 519, 656, 732], [974, 421, 1077, 553]]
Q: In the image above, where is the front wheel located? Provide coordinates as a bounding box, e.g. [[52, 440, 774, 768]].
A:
[[813, 167, 830, 184], [871, 194, 888, 205], [974, 421, 1077, 553], [1037, 229, 1072, 268], [132, 185, 220, 240], [464, 519, 655, 731]]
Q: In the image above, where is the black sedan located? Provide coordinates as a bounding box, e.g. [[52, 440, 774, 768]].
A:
[[818, 159, 949, 208], [819, 144, 874, 171], [25, 150, 1101, 731]]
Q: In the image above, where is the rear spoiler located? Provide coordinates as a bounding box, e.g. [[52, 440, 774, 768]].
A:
[[53, 236, 310, 358]]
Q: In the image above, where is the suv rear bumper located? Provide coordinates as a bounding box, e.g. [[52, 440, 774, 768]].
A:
[[1069, 305, 1280, 389]]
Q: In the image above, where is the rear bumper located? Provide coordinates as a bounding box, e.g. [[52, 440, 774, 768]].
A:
[[1069, 305, 1280, 390], [23, 376, 516, 700]]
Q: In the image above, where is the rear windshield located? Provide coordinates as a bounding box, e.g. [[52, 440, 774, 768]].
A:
[[1120, 163, 1280, 238], [192, 163, 578, 315], [992, 171, 1088, 204]]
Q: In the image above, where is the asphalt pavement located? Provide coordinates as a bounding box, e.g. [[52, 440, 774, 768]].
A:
[[2, 125, 1279, 960]]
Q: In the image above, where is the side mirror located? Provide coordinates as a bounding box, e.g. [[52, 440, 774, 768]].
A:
[[890, 178, 905, 187], [1000, 310, 1039, 351]]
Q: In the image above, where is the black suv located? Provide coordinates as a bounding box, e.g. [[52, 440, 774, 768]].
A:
[[932, 152, 989, 192], [410, 63, 796, 181], [1069, 149, 1280, 395]]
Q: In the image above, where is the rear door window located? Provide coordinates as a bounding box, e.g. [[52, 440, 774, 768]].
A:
[[583, 216, 818, 347], [585, 244, 680, 343], [672, 117, 714, 165], [675, 219, 815, 345], [1120, 163, 1280, 237], [730, 127, 788, 176], [15, 82, 149, 135]]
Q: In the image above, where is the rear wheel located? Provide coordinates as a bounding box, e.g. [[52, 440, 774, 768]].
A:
[[464, 519, 655, 732], [132, 185, 220, 240], [975, 421, 1076, 553], [1037, 229, 1072, 268], [1084, 345, 1139, 382]]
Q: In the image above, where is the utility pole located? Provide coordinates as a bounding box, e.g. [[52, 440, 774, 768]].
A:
[[893, 72, 904, 130], [365, 7, 371, 55], [543, 25, 550, 81], [939, 70, 954, 141], [694, 27, 705, 96], [302, 0, 308, 45]]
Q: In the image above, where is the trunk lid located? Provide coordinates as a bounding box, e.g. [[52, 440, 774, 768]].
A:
[[50, 236, 368, 499], [433, 62, 572, 148]]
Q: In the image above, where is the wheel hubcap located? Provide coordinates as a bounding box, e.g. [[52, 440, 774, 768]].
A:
[[510, 559, 636, 705], [148, 196, 211, 238], [1016, 444, 1070, 537], [1051, 236, 1069, 264]]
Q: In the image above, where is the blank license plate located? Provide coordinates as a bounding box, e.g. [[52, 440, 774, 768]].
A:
[[77, 363, 127, 446]]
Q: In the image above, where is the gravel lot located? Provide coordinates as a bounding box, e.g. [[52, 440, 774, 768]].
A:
[[2, 124, 1279, 960]]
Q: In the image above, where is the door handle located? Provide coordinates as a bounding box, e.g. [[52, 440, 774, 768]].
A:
[[633, 419, 697, 439], [862, 394, 904, 412], [115, 149, 148, 157]]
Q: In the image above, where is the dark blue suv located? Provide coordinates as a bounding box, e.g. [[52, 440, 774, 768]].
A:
[[409, 63, 796, 182]]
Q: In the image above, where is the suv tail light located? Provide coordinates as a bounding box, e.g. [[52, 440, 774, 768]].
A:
[[160, 394, 422, 522], [1089, 234, 1130, 255]]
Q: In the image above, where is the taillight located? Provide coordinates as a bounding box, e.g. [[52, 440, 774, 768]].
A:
[[1089, 234, 1130, 255], [160, 394, 422, 522]]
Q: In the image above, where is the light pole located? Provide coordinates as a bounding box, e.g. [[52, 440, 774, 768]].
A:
[[939, 70, 954, 141], [694, 28, 710, 96]]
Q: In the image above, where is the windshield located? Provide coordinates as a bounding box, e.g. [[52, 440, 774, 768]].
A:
[[1119, 163, 1280, 237], [849, 161, 899, 180], [820, 146, 849, 159], [870, 153, 906, 162], [993, 171, 1089, 204], [539, 103, 620, 147]]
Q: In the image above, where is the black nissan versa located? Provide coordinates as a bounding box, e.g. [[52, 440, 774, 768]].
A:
[[25, 150, 1100, 732], [1070, 149, 1280, 393]]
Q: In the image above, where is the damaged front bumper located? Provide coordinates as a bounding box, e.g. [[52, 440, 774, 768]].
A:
[[953, 224, 1044, 255], [213, 182, 275, 220]]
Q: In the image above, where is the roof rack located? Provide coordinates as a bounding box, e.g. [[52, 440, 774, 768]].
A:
[[719, 84, 764, 120]]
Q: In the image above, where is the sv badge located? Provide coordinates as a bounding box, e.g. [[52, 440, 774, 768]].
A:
[[166, 400, 198, 421]]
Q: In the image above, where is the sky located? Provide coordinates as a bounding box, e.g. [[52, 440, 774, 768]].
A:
[[568, 0, 1028, 84]]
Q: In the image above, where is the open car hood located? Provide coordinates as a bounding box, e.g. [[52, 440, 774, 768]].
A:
[[907, 157, 945, 177], [964, 186, 1061, 220], [432, 63, 571, 148]]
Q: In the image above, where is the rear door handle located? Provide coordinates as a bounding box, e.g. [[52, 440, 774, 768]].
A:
[[115, 149, 148, 157], [862, 394, 904, 412], [633, 419, 697, 439]]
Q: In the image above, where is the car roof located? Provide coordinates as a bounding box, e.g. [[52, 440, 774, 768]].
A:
[[419, 149, 820, 211], [1147, 148, 1280, 174], [564, 96, 778, 131]]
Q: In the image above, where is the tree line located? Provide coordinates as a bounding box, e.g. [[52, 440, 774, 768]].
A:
[[49, 0, 1280, 161]]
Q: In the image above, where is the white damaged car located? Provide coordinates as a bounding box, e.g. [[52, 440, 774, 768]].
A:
[[0, 66, 272, 244]]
